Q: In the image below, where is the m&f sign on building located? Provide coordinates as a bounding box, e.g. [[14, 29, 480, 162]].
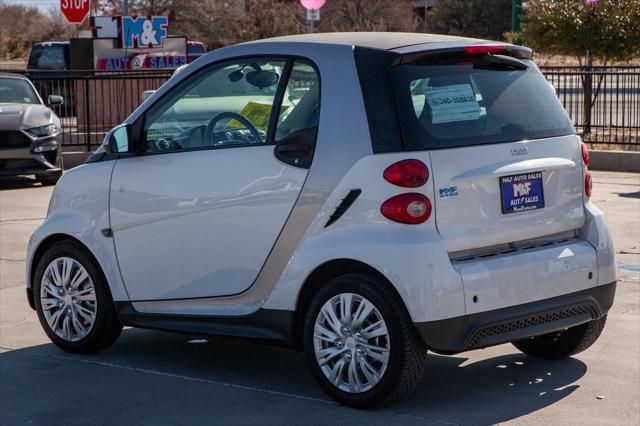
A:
[[120, 16, 169, 48], [60, 0, 90, 24], [92, 16, 169, 48], [90, 15, 185, 70]]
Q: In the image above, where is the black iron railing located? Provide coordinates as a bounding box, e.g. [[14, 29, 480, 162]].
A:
[[541, 66, 640, 147], [5, 69, 172, 151], [4, 66, 639, 150]]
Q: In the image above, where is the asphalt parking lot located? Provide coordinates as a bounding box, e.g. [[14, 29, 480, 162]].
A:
[[1, 171, 638, 425]]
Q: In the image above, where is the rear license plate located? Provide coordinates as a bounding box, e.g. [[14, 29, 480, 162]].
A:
[[500, 171, 545, 214]]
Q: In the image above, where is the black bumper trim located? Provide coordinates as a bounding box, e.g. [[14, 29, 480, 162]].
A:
[[415, 281, 616, 355], [0, 167, 61, 177]]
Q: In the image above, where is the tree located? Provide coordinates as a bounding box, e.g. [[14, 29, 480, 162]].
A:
[[0, 2, 73, 60], [97, 0, 304, 49], [98, 0, 173, 15], [169, 0, 246, 49], [233, 0, 304, 42], [520, 0, 640, 132], [318, 0, 417, 32], [427, 0, 513, 41]]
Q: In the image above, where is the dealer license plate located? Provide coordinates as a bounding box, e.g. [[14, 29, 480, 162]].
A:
[[500, 172, 545, 214]]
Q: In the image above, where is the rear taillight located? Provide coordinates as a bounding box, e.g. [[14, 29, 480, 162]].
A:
[[585, 171, 593, 198], [380, 193, 432, 225], [383, 159, 429, 188], [581, 142, 590, 167]]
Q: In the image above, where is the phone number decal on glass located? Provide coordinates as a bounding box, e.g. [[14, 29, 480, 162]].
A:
[[424, 84, 482, 124]]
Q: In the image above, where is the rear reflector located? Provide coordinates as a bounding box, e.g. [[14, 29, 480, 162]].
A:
[[581, 142, 590, 167], [464, 45, 509, 55], [585, 171, 593, 198], [383, 159, 429, 188], [463, 44, 533, 59], [380, 193, 432, 224]]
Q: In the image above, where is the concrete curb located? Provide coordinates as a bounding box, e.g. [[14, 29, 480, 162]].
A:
[[588, 150, 640, 173]]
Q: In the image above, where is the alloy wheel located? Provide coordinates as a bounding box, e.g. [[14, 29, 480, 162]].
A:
[[313, 292, 390, 393], [39, 257, 97, 342]]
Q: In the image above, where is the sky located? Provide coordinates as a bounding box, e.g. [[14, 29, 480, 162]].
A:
[[3, 0, 60, 13]]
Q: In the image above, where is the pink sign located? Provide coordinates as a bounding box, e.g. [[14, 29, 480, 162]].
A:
[[300, 0, 325, 10]]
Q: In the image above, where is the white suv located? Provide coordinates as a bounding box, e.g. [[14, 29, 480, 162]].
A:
[[26, 33, 616, 407]]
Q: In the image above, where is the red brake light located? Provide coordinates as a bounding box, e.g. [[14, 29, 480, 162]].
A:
[[383, 159, 429, 188], [464, 45, 508, 55], [581, 142, 590, 167], [380, 193, 432, 224], [585, 171, 593, 198]]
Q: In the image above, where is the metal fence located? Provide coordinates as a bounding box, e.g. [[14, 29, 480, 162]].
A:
[[541, 66, 640, 147], [5, 66, 639, 151], [7, 69, 173, 151]]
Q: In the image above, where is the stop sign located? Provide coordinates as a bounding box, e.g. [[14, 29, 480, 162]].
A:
[[60, 0, 90, 24]]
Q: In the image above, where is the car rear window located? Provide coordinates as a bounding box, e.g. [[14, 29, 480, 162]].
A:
[[187, 43, 206, 55], [28, 44, 68, 70], [391, 59, 575, 150]]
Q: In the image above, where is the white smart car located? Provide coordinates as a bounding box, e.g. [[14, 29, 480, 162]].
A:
[[26, 33, 616, 407]]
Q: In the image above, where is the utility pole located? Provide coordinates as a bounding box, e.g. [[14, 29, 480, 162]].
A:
[[124, 0, 129, 15], [512, 0, 522, 32], [512, 0, 523, 45]]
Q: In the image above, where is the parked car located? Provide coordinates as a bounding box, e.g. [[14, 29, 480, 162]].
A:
[[187, 41, 207, 63], [27, 41, 70, 73], [26, 41, 75, 118], [26, 33, 616, 407], [0, 73, 64, 185]]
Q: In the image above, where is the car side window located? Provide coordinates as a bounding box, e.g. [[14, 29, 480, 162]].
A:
[[143, 58, 287, 154], [274, 60, 320, 143]]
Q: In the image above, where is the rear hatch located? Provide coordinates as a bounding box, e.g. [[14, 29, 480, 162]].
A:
[[391, 46, 584, 254]]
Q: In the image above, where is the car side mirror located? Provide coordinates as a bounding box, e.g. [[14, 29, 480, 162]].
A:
[[47, 95, 64, 106], [104, 124, 132, 154]]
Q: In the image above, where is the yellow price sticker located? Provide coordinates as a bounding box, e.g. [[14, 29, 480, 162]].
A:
[[228, 102, 289, 131]]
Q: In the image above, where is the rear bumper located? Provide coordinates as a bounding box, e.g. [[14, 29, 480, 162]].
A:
[[416, 280, 616, 354]]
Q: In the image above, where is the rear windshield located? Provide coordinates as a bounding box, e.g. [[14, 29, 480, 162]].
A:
[[391, 59, 575, 150], [28, 44, 68, 70]]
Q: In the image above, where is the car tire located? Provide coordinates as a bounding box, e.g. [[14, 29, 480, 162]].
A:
[[304, 273, 426, 408], [513, 315, 607, 359], [38, 171, 62, 186], [34, 240, 122, 354]]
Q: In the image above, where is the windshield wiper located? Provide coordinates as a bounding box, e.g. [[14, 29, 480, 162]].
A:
[[473, 54, 528, 70]]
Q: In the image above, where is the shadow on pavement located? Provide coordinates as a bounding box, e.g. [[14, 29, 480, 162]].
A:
[[0, 176, 43, 190], [617, 191, 640, 199], [0, 328, 587, 425]]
